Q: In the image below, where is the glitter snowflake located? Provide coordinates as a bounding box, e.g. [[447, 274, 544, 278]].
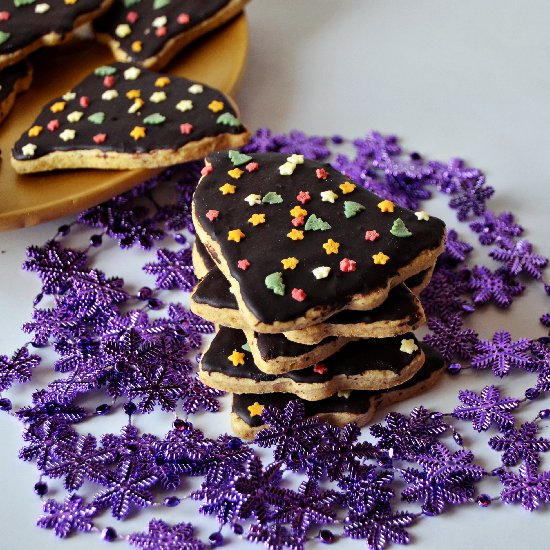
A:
[[143, 248, 197, 291], [241, 127, 280, 153], [247, 522, 305, 550], [71, 269, 129, 313], [23, 240, 88, 294], [467, 266, 525, 308], [180, 374, 224, 414], [489, 422, 550, 466], [273, 129, 331, 160], [0, 346, 41, 391], [352, 131, 402, 159], [100, 425, 158, 470], [448, 176, 495, 221], [414, 444, 485, 482], [37, 495, 97, 539], [429, 157, 482, 194], [440, 229, 473, 265], [128, 519, 205, 549], [339, 466, 395, 514], [370, 406, 449, 460], [16, 396, 88, 429], [489, 240, 548, 279], [167, 303, 215, 349], [22, 303, 84, 346], [423, 314, 479, 362], [469, 210, 523, 246], [500, 462, 550, 511], [452, 385, 520, 432]]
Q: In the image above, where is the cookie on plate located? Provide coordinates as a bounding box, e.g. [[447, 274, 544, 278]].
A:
[[200, 326, 425, 395], [192, 237, 217, 279], [11, 62, 249, 173], [0, 0, 113, 70], [94, 0, 249, 70], [0, 61, 32, 124], [230, 345, 445, 439], [192, 151, 446, 333]]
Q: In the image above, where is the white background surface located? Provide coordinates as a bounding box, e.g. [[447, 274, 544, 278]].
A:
[[1, 0, 550, 548]]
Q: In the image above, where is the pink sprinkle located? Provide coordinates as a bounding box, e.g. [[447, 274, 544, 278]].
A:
[[291, 288, 307, 302], [93, 133, 107, 144], [155, 26, 167, 37], [365, 230, 380, 242], [316, 168, 329, 180], [291, 216, 305, 227], [201, 164, 213, 176], [180, 123, 193, 135], [296, 191, 311, 204], [79, 96, 90, 108], [103, 75, 116, 88], [340, 258, 357, 272], [246, 162, 259, 172], [313, 363, 328, 374], [177, 13, 190, 24], [205, 209, 219, 221], [0, 11, 10, 21], [46, 119, 60, 132], [126, 11, 139, 24], [238, 259, 250, 270]]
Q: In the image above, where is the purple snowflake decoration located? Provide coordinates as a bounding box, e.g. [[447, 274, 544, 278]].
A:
[[423, 314, 479, 362], [500, 462, 550, 511], [429, 157, 482, 194], [489, 422, 550, 466], [440, 229, 473, 265], [469, 210, 523, 246], [241, 127, 280, 153], [143, 248, 197, 291], [339, 466, 395, 514], [452, 385, 520, 432], [467, 266, 525, 308], [37, 495, 97, 538], [489, 240, 548, 279], [128, 519, 205, 549], [180, 374, 224, 414], [448, 176, 495, 221], [0, 346, 41, 391], [247, 522, 305, 550], [272, 129, 330, 160]]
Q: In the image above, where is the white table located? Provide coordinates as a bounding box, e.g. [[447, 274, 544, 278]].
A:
[[1, 1, 550, 548]]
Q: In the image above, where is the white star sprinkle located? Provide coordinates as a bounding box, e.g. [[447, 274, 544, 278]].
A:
[[102, 90, 119, 101], [415, 211, 430, 221], [320, 190, 338, 203], [115, 23, 131, 38], [62, 91, 76, 101], [244, 194, 262, 206], [35, 3, 50, 13], [59, 129, 76, 141], [21, 143, 37, 157], [124, 67, 141, 81], [188, 84, 204, 94], [66, 111, 83, 123], [150, 91, 167, 103], [279, 161, 296, 175], [312, 266, 331, 279], [176, 99, 193, 112], [286, 153, 304, 165], [400, 338, 419, 354]]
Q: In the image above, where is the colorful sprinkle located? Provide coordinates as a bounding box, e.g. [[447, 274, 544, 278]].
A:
[[228, 350, 245, 366], [155, 76, 171, 87], [103, 75, 116, 88], [123, 67, 141, 80], [316, 168, 329, 180], [241, 342, 251, 352], [247, 402, 264, 417], [129, 126, 146, 140], [94, 66, 117, 76], [79, 96, 90, 108], [228, 167, 244, 179], [343, 201, 366, 218], [177, 12, 190, 24], [205, 210, 219, 222], [291, 288, 307, 302], [102, 90, 119, 101], [50, 101, 66, 113], [208, 100, 224, 112], [339, 181, 356, 194], [340, 258, 357, 272], [115, 23, 132, 38], [290, 205, 307, 218], [291, 216, 305, 227], [262, 192, 283, 204], [323, 239, 340, 255], [216, 112, 241, 126], [180, 123, 193, 134], [400, 339, 419, 354], [281, 257, 299, 270], [320, 190, 338, 203], [248, 213, 266, 226], [128, 98, 144, 113], [201, 163, 213, 176], [390, 218, 413, 238], [237, 259, 250, 270], [265, 272, 285, 296], [312, 266, 331, 279], [287, 229, 304, 241], [244, 194, 262, 206], [131, 40, 143, 53], [279, 161, 297, 176], [378, 199, 395, 213], [21, 143, 37, 157], [176, 99, 193, 112], [219, 183, 236, 195], [0, 31, 9, 46], [59, 129, 76, 142], [47, 120, 60, 132], [227, 229, 245, 242], [28, 126, 43, 138], [228, 150, 252, 166], [188, 84, 203, 94], [365, 230, 380, 242], [246, 162, 259, 172], [126, 89, 141, 99], [93, 133, 107, 144], [150, 91, 167, 103], [373, 252, 390, 265], [287, 154, 304, 165], [415, 210, 431, 221], [304, 214, 331, 231], [296, 191, 311, 204], [313, 363, 328, 375]]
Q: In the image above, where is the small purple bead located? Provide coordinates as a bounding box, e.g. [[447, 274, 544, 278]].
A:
[[208, 531, 224, 547], [228, 437, 242, 450], [539, 409, 550, 419], [538, 336, 550, 345], [90, 234, 103, 247], [34, 481, 48, 496], [447, 363, 462, 375], [163, 496, 180, 508], [289, 451, 301, 465], [476, 494, 492, 507], [148, 298, 163, 310], [137, 286, 153, 300], [0, 398, 12, 412], [492, 467, 506, 477], [232, 524, 244, 535], [96, 404, 111, 415], [331, 135, 344, 144], [319, 530, 336, 544], [57, 224, 71, 236], [410, 152, 422, 161], [173, 419, 193, 432], [430, 412, 444, 421], [101, 527, 118, 542], [453, 431, 463, 446], [525, 388, 540, 400], [33, 293, 43, 306], [378, 456, 393, 469], [123, 402, 137, 416], [174, 233, 187, 245], [544, 284, 550, 296]]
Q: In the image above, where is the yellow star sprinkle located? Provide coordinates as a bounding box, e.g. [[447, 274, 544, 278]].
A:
[[247, 402, 264, 417], [289, 205, 307, 218], [228, 349, 246, 366], [281, 257, 299, 270], [323, 239, 340, 255], [28, 125, 43, 138], [372, 252, 390, 265], [228, 167, 244, 179], [208, 100, 224, 112], [64, 0, 77, 5], [378, 200, 395, 213], [248, 213, 266, 226], [50, 101, 66, 113], [155, 76, 171, 87], [131, 40, 143, 53], [339, 181, 356, 194], [287, 229, 304, 241], [126, 89, 141, 99], [400, 338, 419, 354], [219, 183, 236, 195], [130, 126, 146, 140], [228, 229, 245, 242]]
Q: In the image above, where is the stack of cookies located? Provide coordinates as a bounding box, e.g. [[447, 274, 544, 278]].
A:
[[191, 150, 447, 438]]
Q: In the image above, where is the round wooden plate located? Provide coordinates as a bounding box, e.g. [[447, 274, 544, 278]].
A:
[[0, 14, 248, 231]]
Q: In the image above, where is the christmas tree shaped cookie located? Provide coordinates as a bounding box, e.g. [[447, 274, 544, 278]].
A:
[[0, 61, 32, 124], [11, 62, 249, 173], [192, 151, 446, 333]]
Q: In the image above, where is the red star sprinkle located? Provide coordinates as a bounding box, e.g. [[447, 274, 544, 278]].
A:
[[201, 164, 213, 176], [93, 133, 107, 144], [126, 11, 139, 23], [291, 216, 305, 227], [238, 259, 251, 270], [316, 168, 329, 180], [291, 288, 307, 302], [0, 12, 10, 21], [79, 96, 90, 108], [180, 123, 193, 134], [205, 209, 219, 221], [340, 258, 357, 272], [296, 191, 311, 204], [156, 27, 167, 37], [365, 230, 380, 241], [246, 162, 259, 172], [313, 363, 328, 374], [103, 75, 116, 88], [178, 13, 190, 24], [47, 119, 60, 132]]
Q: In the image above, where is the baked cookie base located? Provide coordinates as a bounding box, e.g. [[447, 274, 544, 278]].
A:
[[0, 62, 33, 125]]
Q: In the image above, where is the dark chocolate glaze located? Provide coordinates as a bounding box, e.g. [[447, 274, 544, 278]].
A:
[[195, 238, 217, 273], [94, 0, 231, 63], [0, 61, 29, 104], [0, 0, 106, 55], [194, 152, 445, 323], [254, 331, 337, 361], [192, 262, 423, 326], [232, 344, 444, 427], [202, 326, 421, 381], [405, 268, 430, 289], [12, 62, 245, 160]]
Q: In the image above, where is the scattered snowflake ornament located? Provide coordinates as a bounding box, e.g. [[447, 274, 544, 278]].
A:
[[37, 495, 97, 539]]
